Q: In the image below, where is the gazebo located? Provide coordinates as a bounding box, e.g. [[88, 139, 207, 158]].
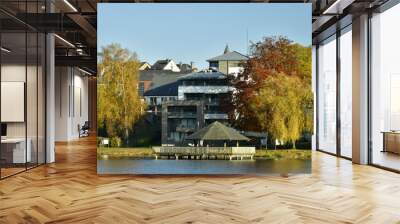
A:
[[186, 121, 249, 147]]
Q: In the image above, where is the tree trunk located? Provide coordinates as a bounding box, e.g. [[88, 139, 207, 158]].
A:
[[292, 140, 296, 149], [125, 128, 129, 146]]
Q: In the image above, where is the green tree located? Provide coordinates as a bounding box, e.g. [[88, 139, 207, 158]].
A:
[[251, 74, 312, 149], [97, 43, 146, 145]]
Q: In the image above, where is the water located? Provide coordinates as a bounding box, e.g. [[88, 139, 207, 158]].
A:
[[97, 159, 311, 175]]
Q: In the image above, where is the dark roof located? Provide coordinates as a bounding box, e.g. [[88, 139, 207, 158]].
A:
[[224, 44, 230, 54], [186, 121, 250, 141], [207, 51, 248, 62], [241, 131, 267, 138], [140, 70, 189, 96], [140, 70, 188, 83], [179, 71, 227, 81], [143, 81, 179, 96], [152, 59, 171, 70], [177, 63, 192, 72]]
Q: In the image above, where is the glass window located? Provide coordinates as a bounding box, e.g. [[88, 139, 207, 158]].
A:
[[340, 27, 352, 158], [371, 3, 400, 171], [138, 82, 144, 96], [0, 1, 46, 178], [1, 31, 28, 177], [317, 35, 337, 154]]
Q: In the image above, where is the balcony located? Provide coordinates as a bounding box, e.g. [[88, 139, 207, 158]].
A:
[[176, 126, 196, 133], [178, 86, 233, 100], [167, 112, 197, 118], [204, 113, 228, 120]]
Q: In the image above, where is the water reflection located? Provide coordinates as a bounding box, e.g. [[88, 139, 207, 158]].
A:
[[97, 159, 311, 175]]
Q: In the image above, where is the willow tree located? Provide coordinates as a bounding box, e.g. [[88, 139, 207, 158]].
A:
[[251, 74, 312, 149], [97, 43, 146, 145]]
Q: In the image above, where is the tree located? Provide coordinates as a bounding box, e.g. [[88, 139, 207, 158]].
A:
[[223, 36, 313, 147], [251, 74, 312, 149], [97, 44, 146, 145]]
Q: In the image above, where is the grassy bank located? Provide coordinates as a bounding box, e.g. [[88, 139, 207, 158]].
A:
[[97, 147, 311, 160], [255, 149, 311, 160], [97, 147, 154, 159]]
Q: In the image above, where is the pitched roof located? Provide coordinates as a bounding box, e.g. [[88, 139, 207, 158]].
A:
[[177, 63, 193, 72], [139, 62, 151, 70], [179, 70, 227, 80], [143, 81, 179, 96], [140, 62, 150, 66], [152, 59, 171, 70], [207, 51, 248, 62], [224, 44, 230, 54], [140, 70, 189, 96], [186, 121, 250, 141]]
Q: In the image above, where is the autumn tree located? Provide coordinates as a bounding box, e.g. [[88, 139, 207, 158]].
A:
[[97, 43, 146, 146], [224, 36, 313, 147]]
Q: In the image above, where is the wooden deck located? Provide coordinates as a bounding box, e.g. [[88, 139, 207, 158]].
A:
[[0, 136, 400, 223], [153, 146, 255, 160]]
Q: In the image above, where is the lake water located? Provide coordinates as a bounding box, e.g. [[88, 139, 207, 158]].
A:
[[97, 159, 311, 175]]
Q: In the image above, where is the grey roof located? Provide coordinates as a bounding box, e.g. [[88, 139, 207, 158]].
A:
[[177, 63, 193, 72], [140, 70, 189, 96], [179, 71, 227, 80], [224, 44, 230, 54], [186, 121, 250, 141], [152, 59, 171, 70], [207, 51, 249, 62], [143, 81, 179, 96], [241, 131, 267, 138]]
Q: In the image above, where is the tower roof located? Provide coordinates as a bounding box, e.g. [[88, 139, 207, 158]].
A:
[[224, 44, 230, 54]]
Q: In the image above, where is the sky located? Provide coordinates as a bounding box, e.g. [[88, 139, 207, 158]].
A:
[[98, 3, 311, 69]]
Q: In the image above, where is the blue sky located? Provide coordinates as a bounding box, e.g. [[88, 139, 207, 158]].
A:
[[98, 3, 311, 69]]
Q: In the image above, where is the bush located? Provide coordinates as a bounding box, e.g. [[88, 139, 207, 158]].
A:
[[110, 137, 122, 147]]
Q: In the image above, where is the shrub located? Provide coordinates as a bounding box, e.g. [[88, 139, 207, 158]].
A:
[[110, 136, 122, 147]]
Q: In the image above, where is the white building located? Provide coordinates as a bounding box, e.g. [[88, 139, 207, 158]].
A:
[[152, 59, 181, 72]]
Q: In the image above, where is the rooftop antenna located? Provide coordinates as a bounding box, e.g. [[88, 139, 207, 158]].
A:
[[246, 28, 249, 56]]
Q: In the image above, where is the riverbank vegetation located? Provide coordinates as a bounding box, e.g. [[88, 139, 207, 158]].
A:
[[97, 147, 311, 160]]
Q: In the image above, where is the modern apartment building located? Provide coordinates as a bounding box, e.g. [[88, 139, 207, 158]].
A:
[[161, 70, 232, 145]]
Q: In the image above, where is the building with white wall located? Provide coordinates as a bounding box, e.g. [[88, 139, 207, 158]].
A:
[[152, 59, 181, 72]]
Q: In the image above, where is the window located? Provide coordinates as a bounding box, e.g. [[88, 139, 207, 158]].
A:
[[317, 35, 337, 154], [138, 82, 145, 96], [370, 3, 400, 171], [209, 61, 218, 69], [0, 2, 46, 179], [340, 26, 352, 158]]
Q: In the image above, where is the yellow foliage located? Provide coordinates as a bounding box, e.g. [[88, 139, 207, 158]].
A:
[[97, 44, 146, 143]]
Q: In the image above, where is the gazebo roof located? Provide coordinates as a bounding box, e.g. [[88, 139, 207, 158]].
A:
[[186, 121, 250, 141]]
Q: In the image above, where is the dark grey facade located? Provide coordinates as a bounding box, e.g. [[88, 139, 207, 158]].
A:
[[161, 101, 204, 146], [161, 70, 233, 146]]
